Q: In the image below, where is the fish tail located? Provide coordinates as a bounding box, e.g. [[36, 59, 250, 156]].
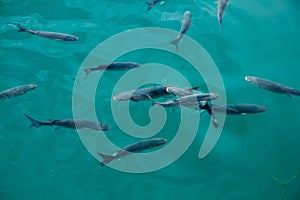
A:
[[212, 118, 221, 129], [170, 38, 180, 51], [145, 94, 158, 107], [84, 68, 92, 79], [24, 113, 42, 129], [97, 152, 114, 166], [15, 23, 27, 32]]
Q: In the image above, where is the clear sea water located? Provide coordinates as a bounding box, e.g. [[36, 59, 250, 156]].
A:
[[1, 0, 300, 199]]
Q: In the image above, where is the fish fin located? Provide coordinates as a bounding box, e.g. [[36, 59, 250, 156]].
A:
[[24, 113, 41, 129], [287, 94, 293, 98], [97, 152, 114, 166], [212, 118, 221, 128], [145, 2, 150, 5], [84, 68, 93, 79], [15, 23, 27, 32], [170, 38, 180, 51], [219, 23, 224, 34], [192, 86, 200, 91], [145, 94, 158, 107], [52, 126, 61, 132]]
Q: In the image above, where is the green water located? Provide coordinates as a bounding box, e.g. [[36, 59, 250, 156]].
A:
[[1, 0, 300, 199]]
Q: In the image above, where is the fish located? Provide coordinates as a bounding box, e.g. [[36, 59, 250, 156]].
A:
[[113, 85, 170, 101], [113, 85, 199, 102], [217, 0, 228, 33], [13, 23, 78, 41], [98, 138, 167, 166], [166, 86, 200, 98], [209, 104, 266, 115], [245, 76, 300, 97], [0, 84, 37, 100], [146, 0, 160, 11], [24, 114, 110, 131], [84, 62, 141, 78], [147, 93, 219, 108], [170, 11, 192, 51]]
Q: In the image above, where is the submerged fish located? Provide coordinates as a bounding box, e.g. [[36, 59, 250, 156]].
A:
[[98, 138, 167, 166], [13, 23, 78, 41], [84, 62, 141, 78], [209, 104, 266, 115], [146, 0, 160, 11], [114, 85, 199, 102], [245, 76, 300, 97], [148, 93, 219, 108], [166, 86, 200, 98], [113, 85, 170, 101], [24, 114, 110, 131], [217, 0, 228, 32], [0, 84, 37, 100], [170, 11, 192, 51]]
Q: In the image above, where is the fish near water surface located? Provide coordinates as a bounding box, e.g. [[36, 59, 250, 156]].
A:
[[98, 138, 167, 166], [113, 85, 170, 101], [24, 114, 110, 131], [245, 76, 300, 97], [170, 11, 192, 51], [84, 62, 141, 78], [209, 104, 266, 115], [13, 23, 78, 41], [147, 93, 219, 108], [217, 0, 228, 32], [0, 84, 37, 100]]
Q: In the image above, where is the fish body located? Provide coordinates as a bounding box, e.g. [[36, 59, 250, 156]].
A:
[[209, 104, 266, 115], [84, 62, 141, 78], [15, 23, 78, 41], [217, 0, 228, 32], [0, 84, 37, 99], [98, 138, 167, 165], [148, 93, 219, 108], [170, 11, 192, 50], [166, 86, 199, 98], [245, 76, 300, 97], [24, 114, 110, 131], [113, 85, 169, 101]]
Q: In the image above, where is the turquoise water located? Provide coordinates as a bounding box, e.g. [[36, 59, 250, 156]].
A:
[[1, 0, 300, 199]]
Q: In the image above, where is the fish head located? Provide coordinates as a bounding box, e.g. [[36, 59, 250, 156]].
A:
[[64, 36, 78, 41], [113, 91, 134, 101], [153, 138, 167, 146], [245, 76, 257, 84], [28, 84, 38, 90], [184, 11, 192, 18], [209, 93, 219, 100]]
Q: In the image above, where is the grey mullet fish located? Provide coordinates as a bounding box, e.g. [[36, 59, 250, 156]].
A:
[[0, 84, 37, 100], [24, 114, 110, 131], [113, 85, 199, 102], [113, 85, 170, 101], [84, 62, 141, 78], [217, 0, 228, 33], [98, 138, 167, 166], [245, 76, 300, 97], [13, 23, 78, 41], [170, 11, 192, 51], [201, 103, 266, 115], [147, 93, 219, 108]]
